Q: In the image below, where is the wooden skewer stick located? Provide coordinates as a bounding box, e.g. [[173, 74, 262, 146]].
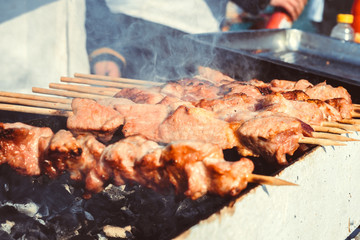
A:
[[311, 126, 351, 134], [299, 137, 346, 146], [61, 77, 151, 89], [338, 118, 360, 125], [74, 73, 164, 86], [49, 83, 118, 96], [311, 125, 350, 134], [321, 121, 360, 131], [311, 132, 359, 142], [353, 103, 360, 108], [351, 110, 360, 118], [247, 174, 297, 186], [0, 103, 71, 117], [0, 96, 72, 110], [0, 91, 72, 104], [32, 87, 110, 100]]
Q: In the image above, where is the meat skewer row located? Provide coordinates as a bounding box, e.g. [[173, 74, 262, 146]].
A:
[[57, 71, 358, 125], [67, 98, 346, 165], [0, 94, 351, 137], [0, 122, 294, 200]]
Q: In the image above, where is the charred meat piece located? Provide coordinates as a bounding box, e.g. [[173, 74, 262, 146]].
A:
[[259, 93, 324, 125], [158, 106, 240, 149], [102, 135, 165, 190], [0, 122, 53, 175], [237, 115, 313, 165], [281, 90, 310, 101], [74, 134, 109, 194], [96, 97, 135, 107], [305, 81, 352, 103], [195, 93, 257, 113], [43, 129, 82, 178], [306, 99, 342, 122], [114, 87, 165, 104], [115, 104, 171, 140], [161, 141, 254, 200], [270, 79, 313, 92], [219, 82, 263, 98], [195, 93, 259, 122], [157, 95, 194, 110], [44, 131, 109, 194], [325, 98, 353, 119], [161, 78, 220, 101], [67, 98, 124, 142]]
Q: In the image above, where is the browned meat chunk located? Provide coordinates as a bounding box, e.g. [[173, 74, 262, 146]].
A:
[[0, 122, 53, 175], [195, 93, 259, 122], [43, 129, 82, 178], [305, 81, 352, 103], [281, 90, 310, 101], [75, 134, 109, 194], [195, 93, 257, 112], [96, 97, 135, 107], [237, 115, 313, 165], [67, 98, 124, 142], [161, 141, 254, 199], [158, 106, 239, 149], [270, 79, 313, 92], [196, 66, 236, 86], [161, 78, 219, 101], [306, 99, 342, 122], [115, 104, 170, 140], [43, 131, 110, 195], [102, 136, 165, 190], [114, 87, 165, 104], [260, 93, 324, 125], [325, 98, 353, 119], [156, 96, 194, 110], [220, 82, 263, 98]]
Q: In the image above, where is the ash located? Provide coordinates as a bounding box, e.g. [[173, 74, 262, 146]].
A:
[[0, 165, 230, 240]]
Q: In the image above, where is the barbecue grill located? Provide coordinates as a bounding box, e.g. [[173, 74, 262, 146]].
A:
[[0, 29, 360, 240]]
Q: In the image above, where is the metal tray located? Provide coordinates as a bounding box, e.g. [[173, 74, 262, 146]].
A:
[[188, 29, 360, 87]]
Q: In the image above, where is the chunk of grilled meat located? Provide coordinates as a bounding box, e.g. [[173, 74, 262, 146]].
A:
[[0, 122, 53, 175], [237, 115, 313, 165], [161, 141, 254, 200], [67, 98, 124, 142]]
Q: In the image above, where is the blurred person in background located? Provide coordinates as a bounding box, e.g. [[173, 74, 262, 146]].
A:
[[85, 0, 307, 80], [0, 0, 89, 93]]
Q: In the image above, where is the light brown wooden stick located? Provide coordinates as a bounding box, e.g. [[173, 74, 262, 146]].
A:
[[0, 96, 72, 110], [247, 174, 297, 186], [49, 83, 118, 96], [32, 87, 109, 100], [311, 125, 350, 134], [0, 91, 72, 104], [322, 121, 360, 131], [353, 103, 360, 108], [61, 77, 152, 89], [0, 103, 71, 117], [299, 137, 346, 146], [311, 132, 359, 142], [351, 110, 360, 118], [74, 73, 164, 86], [338, 119, 360, 125]]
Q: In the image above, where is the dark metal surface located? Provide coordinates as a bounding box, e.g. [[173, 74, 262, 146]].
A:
[[187, 29, 360, 88]]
